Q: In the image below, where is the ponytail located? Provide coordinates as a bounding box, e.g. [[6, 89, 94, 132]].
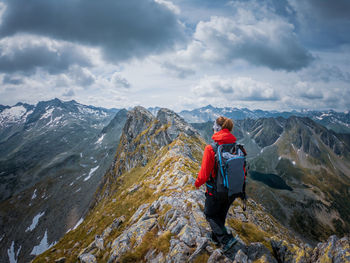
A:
[[216, 116, 234, 131]]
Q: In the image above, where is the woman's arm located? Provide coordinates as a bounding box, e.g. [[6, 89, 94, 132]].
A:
[[195, 145, 215, 188]]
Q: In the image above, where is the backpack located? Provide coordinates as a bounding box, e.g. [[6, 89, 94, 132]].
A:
[[208, 142, 247, 199]]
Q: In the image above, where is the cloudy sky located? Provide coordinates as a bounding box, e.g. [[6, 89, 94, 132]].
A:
[[0, 0, 349, 111]]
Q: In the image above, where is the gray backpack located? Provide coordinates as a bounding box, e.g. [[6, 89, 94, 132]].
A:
[[210, 143, 247, 198]]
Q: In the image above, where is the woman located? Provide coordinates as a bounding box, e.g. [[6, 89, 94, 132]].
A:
[[195, 116, 238, 251]]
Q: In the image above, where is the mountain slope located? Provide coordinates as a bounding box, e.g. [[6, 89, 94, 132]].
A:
[[0, 98, 117, 201], [0, 100, 127, 263], [193, 117, 350, 243], [33, 108, 350, 263]]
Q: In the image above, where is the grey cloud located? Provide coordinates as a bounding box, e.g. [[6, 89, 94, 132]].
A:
[[290, 0, 350, 48], [162, 62, 195, 78], [112, 74, 131, 89], [189, 13, 313, 71], [0, 37, 91, 74], [62, 89, 75, 97], [300, 64, 350, 83], [192, 76, 279, 102], [2, 74, 23, 85], [0, 0, 184, 62], [300, 91, 323, 100], [70, 67, 95, 87]]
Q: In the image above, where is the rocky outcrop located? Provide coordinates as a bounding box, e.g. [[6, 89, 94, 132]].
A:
[[34, 107, 350, 263], [271, 235, 350, 263]]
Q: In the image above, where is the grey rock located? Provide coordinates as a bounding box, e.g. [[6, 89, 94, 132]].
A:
[[156, 108, 199, 140], [271, 238, 311, 263], [129, 203, 149, 224], [312, 235, 350, 263], [150, 252, 165, 263], [111, 215, 126, 229], [167, 238, 191, 263], [188, 237, 208, 262], [79, 253, 97, 263], [95, 235, 104, 250], [145, 249, 157, 261], [168, 217, 187, 235], [247, 242, 276, 262], [145, 249, 165, 263], [127, 183, 141, 194], [102, 226, 112, 238], [206, 245, 215, 253], [78, 241, 96, 258], [149, 200, 160, 215], [234, 249, 249, 263], [178, 224, 197, 247], [207, 249, 226, 263]]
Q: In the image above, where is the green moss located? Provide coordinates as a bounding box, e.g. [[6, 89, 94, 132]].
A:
[[33, 132, 207, 262], [193, 252, 210, 263], [228, 218, 273, 252], [119, 228, 173, 262]]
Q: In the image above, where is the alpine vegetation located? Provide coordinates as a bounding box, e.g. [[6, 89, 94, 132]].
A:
[[30, 107, 350, 263]]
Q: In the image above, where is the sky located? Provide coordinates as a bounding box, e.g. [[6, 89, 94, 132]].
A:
[[0, 0, 349, 111]]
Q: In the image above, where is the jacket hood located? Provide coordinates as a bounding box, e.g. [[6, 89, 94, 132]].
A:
[[212, 129, 236, 144]]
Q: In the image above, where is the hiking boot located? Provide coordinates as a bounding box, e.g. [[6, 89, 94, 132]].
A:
[[222, 235, 238, 252], [207, 232, 219, 246]]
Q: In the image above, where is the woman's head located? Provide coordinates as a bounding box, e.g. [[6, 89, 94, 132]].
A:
[[214, 116, 234, 132]]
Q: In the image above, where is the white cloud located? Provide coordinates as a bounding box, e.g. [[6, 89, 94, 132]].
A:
[[192, 76, 279, 101], [0, 34, 92, 74], [172, 6, 313, 71], [154, 0, 180, 14]]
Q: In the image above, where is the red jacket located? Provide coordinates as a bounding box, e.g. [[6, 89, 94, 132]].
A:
[[195, 129, 237, 188]]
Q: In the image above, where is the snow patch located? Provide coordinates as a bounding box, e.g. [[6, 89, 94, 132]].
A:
[[26, 211, 45, 232], [95, 134, 105, 144], [30, 230, 56, 256], [7, 241, 21, 263], [67, 217, 84, 233], [292, 161, 296, 166], [73, 218, 84, 230], [84, 165, 99, 181], [45, 115, 63, 127], [31, 189, 37, 200], [39, 107, 54, 120], [0, 106, 27, 124]]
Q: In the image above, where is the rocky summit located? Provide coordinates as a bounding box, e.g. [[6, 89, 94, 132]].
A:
[[31, 107, 349, 263]]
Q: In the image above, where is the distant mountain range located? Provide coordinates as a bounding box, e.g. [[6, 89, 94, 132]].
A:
[[1, 99, 350, 262], [179, 105, 350, 133], [193, 117, 350, 244]]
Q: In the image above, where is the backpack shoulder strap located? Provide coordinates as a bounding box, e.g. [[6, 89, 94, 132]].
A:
[[237, 144, 247, 156], [210, 142, 218, 154]]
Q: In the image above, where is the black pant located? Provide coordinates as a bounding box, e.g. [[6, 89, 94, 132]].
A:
[[204, 192, 236, 245]]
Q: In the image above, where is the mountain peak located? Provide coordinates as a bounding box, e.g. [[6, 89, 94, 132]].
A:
[[157, 108, 198, 140]]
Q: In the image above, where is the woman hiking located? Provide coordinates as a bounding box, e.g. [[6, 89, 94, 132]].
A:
[[195, 116, 239, 252]]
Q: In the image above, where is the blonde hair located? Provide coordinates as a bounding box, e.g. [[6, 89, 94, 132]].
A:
[[216, 116, 234, 131]]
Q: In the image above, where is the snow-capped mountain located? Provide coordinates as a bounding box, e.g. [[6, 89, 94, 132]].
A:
[[0, 98, 118, 200], [0, 99, 128, 263], [179, 105, 350, 133], [30, 107, 350, 263]]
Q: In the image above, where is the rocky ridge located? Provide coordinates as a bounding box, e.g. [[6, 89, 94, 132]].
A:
[[33, 107, 350, 263]]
